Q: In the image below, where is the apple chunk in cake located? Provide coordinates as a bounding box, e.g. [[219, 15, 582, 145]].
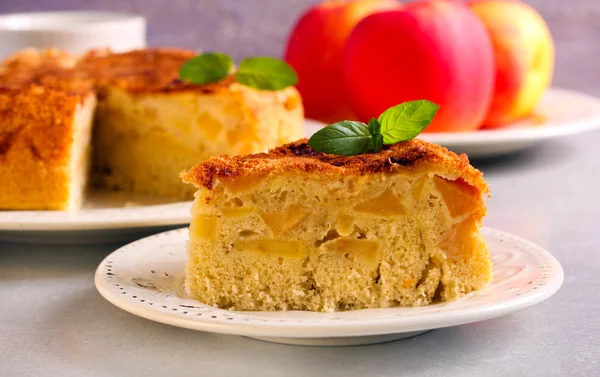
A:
[[181, 139, 491, 312]]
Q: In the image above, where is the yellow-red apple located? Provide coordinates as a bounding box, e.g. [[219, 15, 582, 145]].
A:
[[469, 0, 554, 128], [284, 0, 401, 123], [343, 0, 495, 132]]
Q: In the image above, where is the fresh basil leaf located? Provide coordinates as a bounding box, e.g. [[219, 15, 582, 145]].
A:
[[236, 56, 298, 90], [368, 117, 381, 136], [371, 133, 383, 153], [377, 100, 440, 144], [308, 121, 372, 156], [367, 118, 383, 152], [179, 52, 233, 84]]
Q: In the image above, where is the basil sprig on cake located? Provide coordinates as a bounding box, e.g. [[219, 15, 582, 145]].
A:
[[308, 100, 440, 156], [179, 52, 298, 91]]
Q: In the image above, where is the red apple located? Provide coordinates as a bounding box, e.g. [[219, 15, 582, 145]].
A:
[[343, 0, 495, 132], [284, 0, 401, 123]]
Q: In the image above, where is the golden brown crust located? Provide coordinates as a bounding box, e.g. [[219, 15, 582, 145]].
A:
[[0, 48, 94, 94], [46, 47, 239, 94], [0, 85, 80, 161], [0, 47, 238, 95], [181, 138, 490, 194]]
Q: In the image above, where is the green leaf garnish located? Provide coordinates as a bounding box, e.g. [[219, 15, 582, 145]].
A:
[[307, 121, 372, 156], [378, 100, 440, 144], [368, 118, 383, 153], [308, 100, 439, 156], [367, 117, 381, 135], [236, 56, 298, 90], [178, 52, 233, 85], [179, 53, 297, 91]]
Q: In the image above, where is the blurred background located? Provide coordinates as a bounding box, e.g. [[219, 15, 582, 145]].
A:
[[1, 0, 598, 96]]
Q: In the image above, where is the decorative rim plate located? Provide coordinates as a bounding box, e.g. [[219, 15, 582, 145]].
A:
[[95, 227, 564, 346], [305, 88, 600, 158]]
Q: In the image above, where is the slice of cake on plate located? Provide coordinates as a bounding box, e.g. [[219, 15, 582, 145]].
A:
[[181, 136, 492, 312]]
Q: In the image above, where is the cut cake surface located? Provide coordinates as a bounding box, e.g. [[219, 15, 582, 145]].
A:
[[79, 49, 304, 198], [182, 139, 492, 312]]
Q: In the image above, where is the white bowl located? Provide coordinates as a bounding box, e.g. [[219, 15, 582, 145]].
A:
[[0, 11, 146, 59]]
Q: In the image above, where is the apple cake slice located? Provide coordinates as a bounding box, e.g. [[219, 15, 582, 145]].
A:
[[181, 139, 491, 312]]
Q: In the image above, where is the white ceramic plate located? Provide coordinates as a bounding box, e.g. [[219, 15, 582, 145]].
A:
[[95, 227, 564, 346], [0, 190, 192, 244], [305, 88, 600, 159]]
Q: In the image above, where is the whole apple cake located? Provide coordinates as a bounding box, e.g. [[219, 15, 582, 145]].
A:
[[0, 48, 304, 210]]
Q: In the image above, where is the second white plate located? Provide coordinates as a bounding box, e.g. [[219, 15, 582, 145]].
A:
[[0, 189, 192, 244], [95, 227, 564, 346]]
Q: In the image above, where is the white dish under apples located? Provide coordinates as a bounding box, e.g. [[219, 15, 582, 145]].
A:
[[305, 88, 600, 158]]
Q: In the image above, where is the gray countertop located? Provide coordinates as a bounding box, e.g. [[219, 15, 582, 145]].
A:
[[1, 130, 599, 377]]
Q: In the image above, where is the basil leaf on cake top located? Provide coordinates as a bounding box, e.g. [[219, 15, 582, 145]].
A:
[[308, 100, 439, 156], [236, 56, 298, 90], [378, 100, 440, 144], [307, 121, 372, 157], [179, 52, 233, 85], [368, 117, 384, 153], [179, 52, 297, 91]]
